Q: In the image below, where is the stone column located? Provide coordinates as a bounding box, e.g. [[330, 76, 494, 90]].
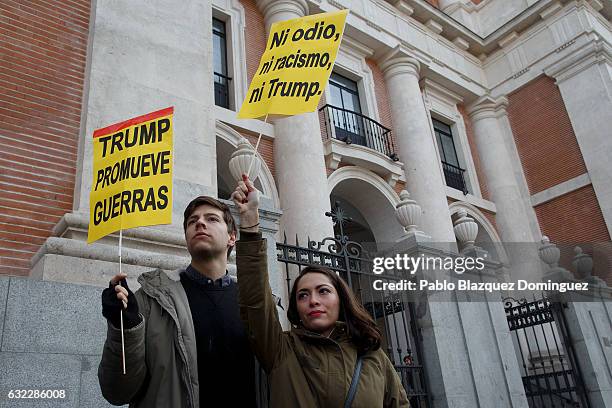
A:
[[380, 50, 456, 243], [32, 0, 216, 285], [467, 96, 543, 280], [383, 57, 529, 407], [256, 0, 334, 242], [545, 42, 612, 237]]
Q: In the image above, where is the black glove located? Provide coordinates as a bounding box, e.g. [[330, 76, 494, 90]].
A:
[[101, 278, 141, 329]]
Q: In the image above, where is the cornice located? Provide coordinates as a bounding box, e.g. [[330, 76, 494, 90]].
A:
[[341, 35, 375, 58], [420, 78, 464, 104], [544, 37, 612, 83]]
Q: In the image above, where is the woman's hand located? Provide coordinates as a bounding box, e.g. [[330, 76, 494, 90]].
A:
[[230, 174, 260, 231]]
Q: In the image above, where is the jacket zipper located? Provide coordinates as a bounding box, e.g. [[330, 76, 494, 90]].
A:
[[140, 282, 196, 408]]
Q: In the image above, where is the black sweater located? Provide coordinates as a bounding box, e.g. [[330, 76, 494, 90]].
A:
[[180, 268, 256, 407]]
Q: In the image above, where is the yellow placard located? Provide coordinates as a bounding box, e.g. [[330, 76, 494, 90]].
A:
[[237, 9, 349, 119], [88, 107, 174, 243]]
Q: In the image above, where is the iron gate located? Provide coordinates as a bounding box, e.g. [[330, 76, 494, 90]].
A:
[[504, 296, 590, 408], [275, 204, 431, 407]]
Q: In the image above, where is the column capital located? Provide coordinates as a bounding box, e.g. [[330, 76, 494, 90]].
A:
[[379, 46, 421, 81], [256, 0, 308, 26], [466, 95, 509, 122]]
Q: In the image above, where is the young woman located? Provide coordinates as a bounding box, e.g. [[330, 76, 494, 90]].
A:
[[232, 176, 409, 408]]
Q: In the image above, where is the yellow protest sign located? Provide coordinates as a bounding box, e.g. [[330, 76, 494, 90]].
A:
[[237, 9, 349, 119], [88, 107, 174, 243]]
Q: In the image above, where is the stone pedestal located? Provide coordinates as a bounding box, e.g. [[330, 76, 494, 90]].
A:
[[388, 231, 528, 407], [546, 272, 612, 408], [560, 291, 612, 408]]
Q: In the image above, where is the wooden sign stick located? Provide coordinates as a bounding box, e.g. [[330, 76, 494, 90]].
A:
[[246, 114, 269, 178], [118, 229, 126, 375]]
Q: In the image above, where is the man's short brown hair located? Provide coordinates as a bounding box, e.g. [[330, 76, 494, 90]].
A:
[[183, 196, 237, 257]]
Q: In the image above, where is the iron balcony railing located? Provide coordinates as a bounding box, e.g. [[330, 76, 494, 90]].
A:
[[441, 160, 468, 194], [319, 104, 399, 161], [214, 72, 232, 109]]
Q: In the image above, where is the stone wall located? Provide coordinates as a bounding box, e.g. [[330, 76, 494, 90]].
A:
[[0, 275, 122, 407]]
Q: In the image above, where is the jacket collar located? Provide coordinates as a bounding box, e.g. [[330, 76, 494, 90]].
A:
[[292, 321, 350, 344], [184, 265, 232, 287]]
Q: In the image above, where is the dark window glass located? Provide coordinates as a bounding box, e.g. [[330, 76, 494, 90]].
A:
[[213, 18, 230, 109], [329, 73, 362, 114], [433, 119, 459, 166], [433, 119, 468, 193], [213, 18, 227, 75], [328, 73, 366, 146]]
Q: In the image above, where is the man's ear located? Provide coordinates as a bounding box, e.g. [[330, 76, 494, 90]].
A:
[[228, 231, 237, 248]]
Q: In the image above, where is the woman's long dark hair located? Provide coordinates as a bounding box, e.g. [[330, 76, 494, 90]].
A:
[[287, 266, 381, 354]]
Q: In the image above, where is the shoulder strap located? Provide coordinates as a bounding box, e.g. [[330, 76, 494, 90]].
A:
[[343, 355, 364, 408]]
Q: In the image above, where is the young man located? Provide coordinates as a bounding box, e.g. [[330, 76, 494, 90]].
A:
[[98, 194, 259, 407]]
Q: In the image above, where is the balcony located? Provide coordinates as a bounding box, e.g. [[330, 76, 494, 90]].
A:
[[319, 104, 399, 160], [319, 104, 404, 187], [441, 161, 468, 194], [214, 72, 231, 109]]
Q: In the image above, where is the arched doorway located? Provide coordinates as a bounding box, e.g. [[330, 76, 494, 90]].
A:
[[324, 168, 429, 406]]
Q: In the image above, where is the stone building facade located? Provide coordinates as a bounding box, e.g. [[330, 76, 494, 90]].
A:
[[0, 0, 611, 407]]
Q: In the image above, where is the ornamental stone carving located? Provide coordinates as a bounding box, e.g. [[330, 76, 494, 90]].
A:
[[395, 190, 421, 233], [228, 138, 261, 182], [453, 209, 478, 249], [538, 236, 560, 268], [572, 246, 593, 280]]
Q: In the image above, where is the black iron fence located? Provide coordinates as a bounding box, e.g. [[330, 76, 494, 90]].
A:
[[319, 104, 399, 161], [504, 296, 590, 408], [276, 222, 431, 407], [214, 72, 231, 109]]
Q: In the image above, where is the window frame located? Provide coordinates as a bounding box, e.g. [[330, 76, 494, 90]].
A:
[[431, 117, 469, 194], [433, 118, 461, 167], [422, 79, 482, 198], [213, 17, 232, 109], [212, 2, 248, 113]]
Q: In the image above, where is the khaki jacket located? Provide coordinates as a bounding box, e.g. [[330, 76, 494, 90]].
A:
[[98, 268, 199, 408], [237, 235, 410, 408]]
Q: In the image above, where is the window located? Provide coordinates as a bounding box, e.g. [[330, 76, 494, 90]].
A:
[[433, 119, 468, 194], [328, 73, 367, 146], [213, 18, 231, 109]]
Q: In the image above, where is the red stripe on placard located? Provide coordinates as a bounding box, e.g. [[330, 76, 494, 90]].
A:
[[92, 106, 174, 138]]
